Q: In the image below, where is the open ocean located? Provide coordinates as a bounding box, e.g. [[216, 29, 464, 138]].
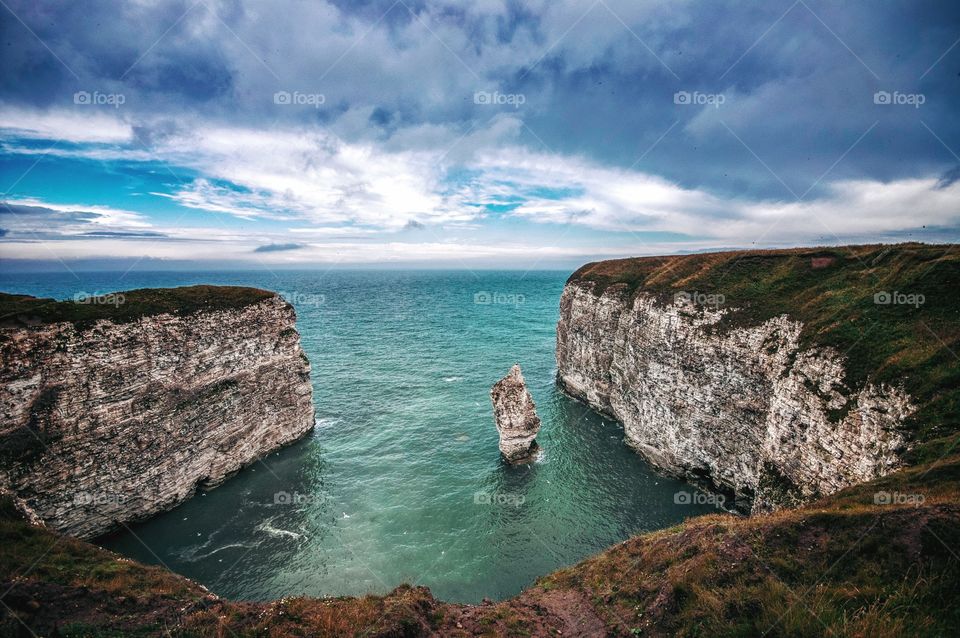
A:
[[0, 269, 716, 603]]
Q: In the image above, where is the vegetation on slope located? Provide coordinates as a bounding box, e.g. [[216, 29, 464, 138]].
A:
[[2, 448, 959, 637], [568, 243, 960, 445], [534, 438, 960, 637], [0, 285, 277, 329]]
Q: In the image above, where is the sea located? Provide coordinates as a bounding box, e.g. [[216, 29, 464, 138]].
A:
[[0, 269, 717, 603]]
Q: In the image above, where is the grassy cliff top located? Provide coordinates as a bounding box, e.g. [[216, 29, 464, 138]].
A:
[[569, 243, 960, 443], [3, 444, 959, 636], [0, 285, 278, 329]]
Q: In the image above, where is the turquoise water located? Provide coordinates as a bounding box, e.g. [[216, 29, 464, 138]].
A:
[[1, 270, 717, 603]]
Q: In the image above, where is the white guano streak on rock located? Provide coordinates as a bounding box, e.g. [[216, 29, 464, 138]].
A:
[[0, 295, 315, 539], [556, 280, 914, 512]]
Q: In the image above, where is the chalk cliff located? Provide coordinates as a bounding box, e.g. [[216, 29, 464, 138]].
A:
[[0, 286, 315, 539], [554, 247, 944, 512]]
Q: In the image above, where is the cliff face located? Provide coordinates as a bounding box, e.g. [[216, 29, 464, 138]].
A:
[[0, 288, 314, 539], [556, 254, 927, 511]]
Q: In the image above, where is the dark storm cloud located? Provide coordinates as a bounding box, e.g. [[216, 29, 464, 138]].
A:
[[369, 106, 394, 128], [0, 202, 159, 239], [80, 230, 167, 238], [937, 166, 960, 189], [1, 202, 99, 222], [508, 1, 960, 198], [253, 242, 305, 253], [1, 0, 959, 199]]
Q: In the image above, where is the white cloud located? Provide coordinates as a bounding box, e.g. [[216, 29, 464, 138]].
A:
[[0, 234, 626, 265], [0, 141, 155, 162], [148, 125, 477, 228], [459, 147, 960, 242], [1, 198, 156, 237], [0, 107, 133, 144], [2, 112, 958, 265], [733, 178, 960, 240]]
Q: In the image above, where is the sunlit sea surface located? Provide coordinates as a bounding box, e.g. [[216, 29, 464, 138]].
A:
[[1, 269, 716, 603]]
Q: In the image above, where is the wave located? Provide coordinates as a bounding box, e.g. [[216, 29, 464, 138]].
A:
[[257, 520, 308, 541], [178, 541, 259, 562]]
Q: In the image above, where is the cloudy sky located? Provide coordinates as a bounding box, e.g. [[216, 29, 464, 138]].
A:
[[1, 0, 959, 269]]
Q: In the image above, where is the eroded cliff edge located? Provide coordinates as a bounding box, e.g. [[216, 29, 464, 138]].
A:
[[0, 286, 315, 539], [556, 244, 958, 512]]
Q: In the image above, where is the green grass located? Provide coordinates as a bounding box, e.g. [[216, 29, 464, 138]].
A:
[[537, 452, 960, 637], [0, 285, 277, 329], [569, 243, 960, 443], [2, 452, 959, 636]]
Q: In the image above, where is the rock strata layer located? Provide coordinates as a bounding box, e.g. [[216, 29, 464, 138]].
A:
[[0, 289, 315, 539], [491, 365, 541, 463], [556, 280, 913, 512]]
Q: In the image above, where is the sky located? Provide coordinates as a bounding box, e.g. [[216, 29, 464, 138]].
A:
[[1, 0, 959, 270]]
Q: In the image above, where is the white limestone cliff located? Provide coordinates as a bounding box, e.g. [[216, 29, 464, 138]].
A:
[[0, 291, 315, 538], [556, 280, 913, 512]]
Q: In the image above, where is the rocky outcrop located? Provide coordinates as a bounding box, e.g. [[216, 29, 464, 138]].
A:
[[491, 365, 541, 463], [556, 280, 914, 512], [0, 287, 315, 539]]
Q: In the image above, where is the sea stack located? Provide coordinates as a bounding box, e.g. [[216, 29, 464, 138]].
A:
[[491, 364, 541, 463]]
